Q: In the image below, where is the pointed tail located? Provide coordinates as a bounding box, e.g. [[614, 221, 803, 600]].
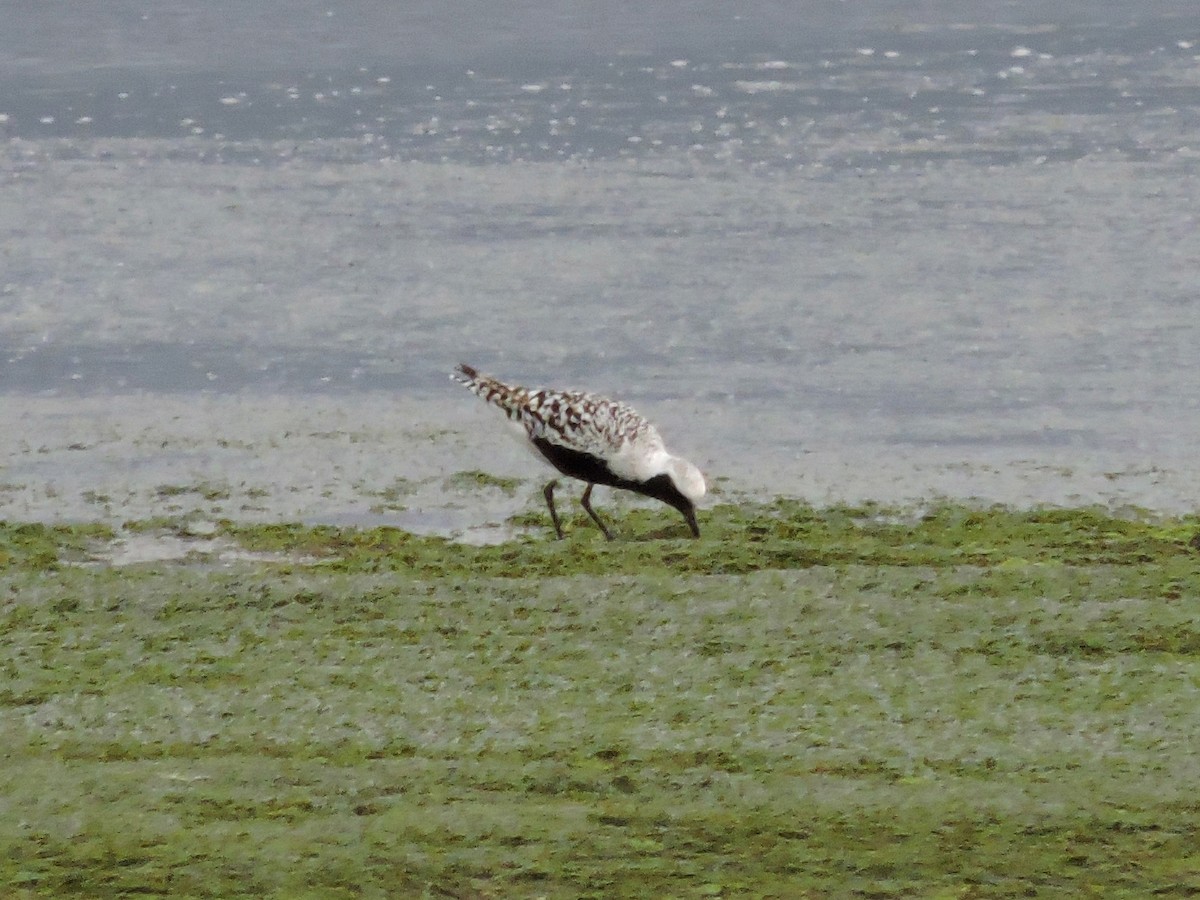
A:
[[451, 363, 528, 417]]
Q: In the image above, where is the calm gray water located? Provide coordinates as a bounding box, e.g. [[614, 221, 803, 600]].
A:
[[2, 2, 1199, 523]]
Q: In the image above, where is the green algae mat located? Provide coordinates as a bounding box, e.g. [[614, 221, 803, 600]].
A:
[[3, 501, 1200, 898]]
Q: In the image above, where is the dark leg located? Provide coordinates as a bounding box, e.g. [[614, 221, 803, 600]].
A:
[[580, 483, 615, 541], [682, 504, 700, 538], [543, 480, 564, 540]]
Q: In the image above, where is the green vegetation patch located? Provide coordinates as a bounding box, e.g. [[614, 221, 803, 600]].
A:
[[443, 469, 523, 495], [2, 501, 1200, 896], [0, 522, 113, 570], [154, 483, 232, 502], [6, 501, 1198, 578], [222, 500, 1199, 579]]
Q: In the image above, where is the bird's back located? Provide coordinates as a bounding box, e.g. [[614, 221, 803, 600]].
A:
[[453, 363, 660, 463]]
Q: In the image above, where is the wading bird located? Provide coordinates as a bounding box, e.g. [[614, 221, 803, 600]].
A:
[[452, 363, 705, 539]]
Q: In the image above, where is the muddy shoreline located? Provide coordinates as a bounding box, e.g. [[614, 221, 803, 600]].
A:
[[5, 393, 1197, 545]]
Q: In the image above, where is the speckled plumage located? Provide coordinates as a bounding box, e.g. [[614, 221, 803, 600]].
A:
[[454, 364, 658, 479], [452, 363, 705, 539]]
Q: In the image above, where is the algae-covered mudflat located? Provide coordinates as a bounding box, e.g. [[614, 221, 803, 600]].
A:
[[3, 501, 1200, 898]]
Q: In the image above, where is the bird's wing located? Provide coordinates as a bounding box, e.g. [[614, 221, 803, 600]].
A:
[[523, 391, 655, 457]]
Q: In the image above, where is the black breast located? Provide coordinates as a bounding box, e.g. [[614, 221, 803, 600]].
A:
[[530, 437, 694, 520], [531, 437, 626, 488]]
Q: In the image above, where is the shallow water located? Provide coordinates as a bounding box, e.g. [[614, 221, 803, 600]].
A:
[[2, 3, 1199, 529]]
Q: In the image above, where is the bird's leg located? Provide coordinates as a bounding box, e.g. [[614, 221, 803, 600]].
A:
[[580, 483, 615, 541], [543, 480, 564, 540], [682, 505, 701, 538]]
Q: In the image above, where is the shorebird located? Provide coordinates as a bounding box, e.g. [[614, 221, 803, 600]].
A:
[[452, 363, 706, 539]]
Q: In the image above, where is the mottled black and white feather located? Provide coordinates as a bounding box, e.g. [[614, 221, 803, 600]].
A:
[[452, 363, 705, 538]]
